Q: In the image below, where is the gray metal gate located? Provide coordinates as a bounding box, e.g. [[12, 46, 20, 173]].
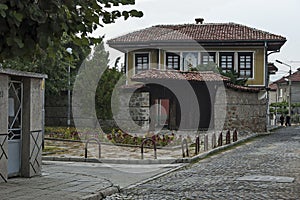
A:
[[8, 81, 23, 177]]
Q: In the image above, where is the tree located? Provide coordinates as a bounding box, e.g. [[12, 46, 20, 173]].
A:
[[0, 0, 143, 61], [86, 42, 122, 120], [2, 34, 91, 95], [0, 0, 142, 94]]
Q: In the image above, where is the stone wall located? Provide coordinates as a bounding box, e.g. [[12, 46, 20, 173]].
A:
[[114, 91, 150, 132], [46, 87, 266, 133], [219, 88, 267, 133]]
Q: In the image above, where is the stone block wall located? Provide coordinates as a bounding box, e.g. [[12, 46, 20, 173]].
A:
[[215, 88, 267, 133], [129, 92, 150, 127]]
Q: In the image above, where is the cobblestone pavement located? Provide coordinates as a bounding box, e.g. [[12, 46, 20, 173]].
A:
[[106, 126, 300, 199]]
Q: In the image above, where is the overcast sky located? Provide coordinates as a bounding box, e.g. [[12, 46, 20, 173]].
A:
[[95, 0, 300, 81]]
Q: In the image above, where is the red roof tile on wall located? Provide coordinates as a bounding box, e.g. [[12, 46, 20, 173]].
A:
[[131, 69, 230, 82]]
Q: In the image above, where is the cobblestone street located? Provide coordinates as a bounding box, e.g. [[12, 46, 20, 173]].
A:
[[106, 126, 300, 199]]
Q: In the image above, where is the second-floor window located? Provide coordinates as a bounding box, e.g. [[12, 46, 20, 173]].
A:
[[219, 52, 234, 73], [135, 53, 149, 74], [166, 52, 180, 70], [238, 52, 253, 78], [201, 52, 216, 65]]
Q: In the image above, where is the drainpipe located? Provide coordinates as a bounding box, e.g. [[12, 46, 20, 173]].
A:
[[264, 42, 269, 130]]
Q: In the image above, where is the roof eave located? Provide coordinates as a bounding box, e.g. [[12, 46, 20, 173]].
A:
[[107, 39, 287, 52]]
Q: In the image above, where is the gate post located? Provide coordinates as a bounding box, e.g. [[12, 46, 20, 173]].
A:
[[0, 74, 8, 183]]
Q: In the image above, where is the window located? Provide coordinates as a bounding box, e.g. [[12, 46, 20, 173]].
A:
[[219, 52, 234, 73], [166, 52, 180, 70], [135, 53, 149, 74], [238, 52, 253, 78], [279, 89, 283, 98], [201, 52, 216, 65]]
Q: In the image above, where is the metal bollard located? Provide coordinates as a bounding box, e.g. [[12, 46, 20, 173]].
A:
[[218, 132, 223, 147], [226, 130, 231, 144], [85, 138, 101, 159], [233, 129, 238, 142], [141, 138, 157, 160], [212, 133, 216, 149], [204, 134, 208, 151], [182, 138, 189, 158]]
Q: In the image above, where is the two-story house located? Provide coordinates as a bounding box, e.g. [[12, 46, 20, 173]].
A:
[[107, 19, 286, 132]]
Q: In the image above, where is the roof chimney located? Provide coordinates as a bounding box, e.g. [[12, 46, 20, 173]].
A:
[[195, 18, 204, 24]]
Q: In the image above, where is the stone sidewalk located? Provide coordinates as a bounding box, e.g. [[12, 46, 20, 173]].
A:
[[0, 161, 184, 200]]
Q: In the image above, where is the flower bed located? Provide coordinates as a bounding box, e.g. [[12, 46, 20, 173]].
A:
[[45, 127, 185, 147]]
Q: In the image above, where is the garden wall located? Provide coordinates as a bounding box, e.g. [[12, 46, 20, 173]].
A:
[[215, 87, 267, 133]]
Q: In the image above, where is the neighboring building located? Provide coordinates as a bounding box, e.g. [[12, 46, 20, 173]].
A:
[[108, 19, 286, 132], [268, 82, 278, 125], [274, 70, 300, 120], [275, 70, 300, 104], [269, 82, 278, 104]]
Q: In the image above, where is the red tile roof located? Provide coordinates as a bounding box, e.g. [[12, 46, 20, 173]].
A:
[[275, 71, 300, 83], [130, 69, 261, 93], [108, 23, 286, 44], [131, 69, 230, 82]]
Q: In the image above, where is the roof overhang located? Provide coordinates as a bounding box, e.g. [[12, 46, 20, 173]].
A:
[[0, 68, 48, 79], [108, 39, 287, 53]]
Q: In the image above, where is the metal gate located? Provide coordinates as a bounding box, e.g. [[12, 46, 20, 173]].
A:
[[8, 81, 23, 177]]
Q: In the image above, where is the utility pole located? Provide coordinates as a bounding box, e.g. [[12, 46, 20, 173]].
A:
[[276, 60, 292, 116]]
